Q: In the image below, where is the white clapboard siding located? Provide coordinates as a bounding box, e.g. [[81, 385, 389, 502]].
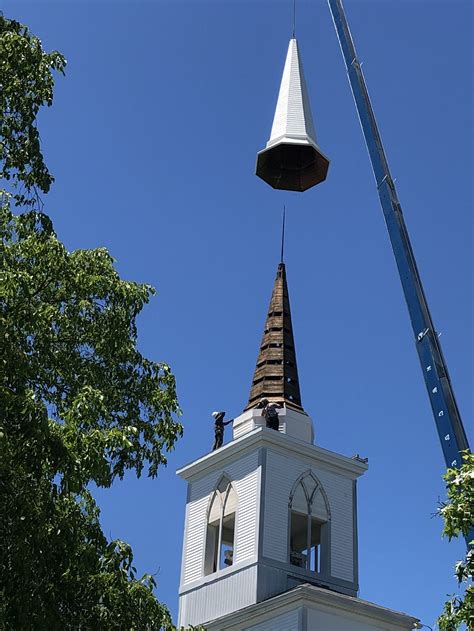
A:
[[179, 565, 258, 628], [235, 462, 259, 563], [326, 471, 354, 582], [244, 608, 300, 631], [182, 450, 259, 585], [182, 493, 209, 585], [307, 605, 400, 631], [263, 449, 354, 582]]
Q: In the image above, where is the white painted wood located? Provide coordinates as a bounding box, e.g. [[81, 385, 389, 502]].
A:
[[182, 492, 208, 585], [232, 406, 314, 443], [181, 450, 259, 586], [205, 584, 419, 631], [179, 565, 258, 628], [243, 608, 299, 631], [177, 427, 367, 482], [269, 39, 317, 147], [307, 606, 392, 630], [263, 448, 355, 583], [177, 429, 368, 627]]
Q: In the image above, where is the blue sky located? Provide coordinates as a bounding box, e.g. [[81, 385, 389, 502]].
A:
[[5, 0, 472, 627]]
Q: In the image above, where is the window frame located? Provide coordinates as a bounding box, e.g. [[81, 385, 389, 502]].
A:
[[204, 477, 237, 576], [288, 471, 330, 575]]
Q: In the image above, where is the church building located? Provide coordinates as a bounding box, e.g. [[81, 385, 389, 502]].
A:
[[176, 36, 419, 631]]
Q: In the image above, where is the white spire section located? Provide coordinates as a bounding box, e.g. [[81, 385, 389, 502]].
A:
[[268, 38, 317, 149], [256, 38, 329, 192]]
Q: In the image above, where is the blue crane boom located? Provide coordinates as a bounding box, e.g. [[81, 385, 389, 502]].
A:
[[327, 0, 471, 544]]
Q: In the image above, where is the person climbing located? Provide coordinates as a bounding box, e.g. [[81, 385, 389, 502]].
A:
[[212, 411, 233, 450], [257, 398, 282, 431]]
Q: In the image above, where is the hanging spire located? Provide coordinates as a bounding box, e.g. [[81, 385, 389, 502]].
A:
[[256, 38, 330, 192], [245, 262, 303, 412]]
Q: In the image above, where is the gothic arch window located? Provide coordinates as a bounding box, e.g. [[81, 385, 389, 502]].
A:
[[204, 476, 237, 575], [289, 472, 330, 573]]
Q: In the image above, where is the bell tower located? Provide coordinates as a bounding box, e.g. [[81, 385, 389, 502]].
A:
[[177, 263, 419, 630]]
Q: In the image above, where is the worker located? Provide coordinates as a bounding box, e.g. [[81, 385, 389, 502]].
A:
[[257, 398, 282, 431], [212, 411, 233, 450]]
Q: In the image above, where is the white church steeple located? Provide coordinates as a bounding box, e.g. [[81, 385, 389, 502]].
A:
[[178, 260, 422, 630], [176, 31, 418, 631]]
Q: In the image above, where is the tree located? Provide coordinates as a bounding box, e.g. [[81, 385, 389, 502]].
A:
[[437, 452, 474, 631], [0, 14, 189, 629], [0, 16, 64, 207]]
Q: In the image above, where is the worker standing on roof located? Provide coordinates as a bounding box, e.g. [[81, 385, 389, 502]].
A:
[[258, 398, 282, 431], [212, 411, 233, 451]]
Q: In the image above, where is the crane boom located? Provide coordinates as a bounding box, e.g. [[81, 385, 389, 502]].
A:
[[327, 0, 471, 544]]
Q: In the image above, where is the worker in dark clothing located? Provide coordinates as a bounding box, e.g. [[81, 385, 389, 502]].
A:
[[257, 398, 282, 431], [212, 411, 233, 450]]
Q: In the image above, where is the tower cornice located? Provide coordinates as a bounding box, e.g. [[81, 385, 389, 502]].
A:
[[176, 427, 368, 483], [204, 583, 419, 631]]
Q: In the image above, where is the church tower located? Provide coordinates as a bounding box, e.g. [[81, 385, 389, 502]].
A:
[[176, 263, 418, 630]]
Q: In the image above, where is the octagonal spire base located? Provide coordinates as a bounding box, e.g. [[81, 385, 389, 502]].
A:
[[256, 138, 330, 192]]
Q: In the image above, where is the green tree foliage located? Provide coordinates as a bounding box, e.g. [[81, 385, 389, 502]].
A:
[[0, 14, 190, 629], [437, 452, 474, 631], [0, 16, 65, 206]]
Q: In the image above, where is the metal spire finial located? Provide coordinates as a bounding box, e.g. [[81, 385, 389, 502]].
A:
[[280, 205, 286, 263], [292, 0, 296, 38]]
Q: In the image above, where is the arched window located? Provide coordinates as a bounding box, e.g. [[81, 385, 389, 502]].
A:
[[204, 477, 237, 575], [289, 472, 329, 573]]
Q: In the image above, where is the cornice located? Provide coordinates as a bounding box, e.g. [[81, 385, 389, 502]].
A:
[[176, 427, 368, 482], [206, 583, 419, 630]]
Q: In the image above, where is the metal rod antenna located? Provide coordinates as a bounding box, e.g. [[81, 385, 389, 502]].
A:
[[327, 0, 472, 547], [281, 205, 286, 263], [293, 0, 296, 38]]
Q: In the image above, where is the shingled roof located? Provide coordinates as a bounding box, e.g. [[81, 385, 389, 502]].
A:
[[245, 263, 303, 412]]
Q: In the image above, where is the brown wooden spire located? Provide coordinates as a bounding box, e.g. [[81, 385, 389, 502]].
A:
[[245, 263, 303, 412]]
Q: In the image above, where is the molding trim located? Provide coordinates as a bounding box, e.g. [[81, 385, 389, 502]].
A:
[[177, 427, 368, 482], [257, 447, 267, 561], [179, 558, 258, 595], [353, 479, 359, 590], [301, 605, 308, 631], [261, 556, 358, 596], [205, 583, 419, 630]]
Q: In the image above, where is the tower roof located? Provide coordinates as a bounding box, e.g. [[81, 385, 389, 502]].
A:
[[245, 262, 304, 412]]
